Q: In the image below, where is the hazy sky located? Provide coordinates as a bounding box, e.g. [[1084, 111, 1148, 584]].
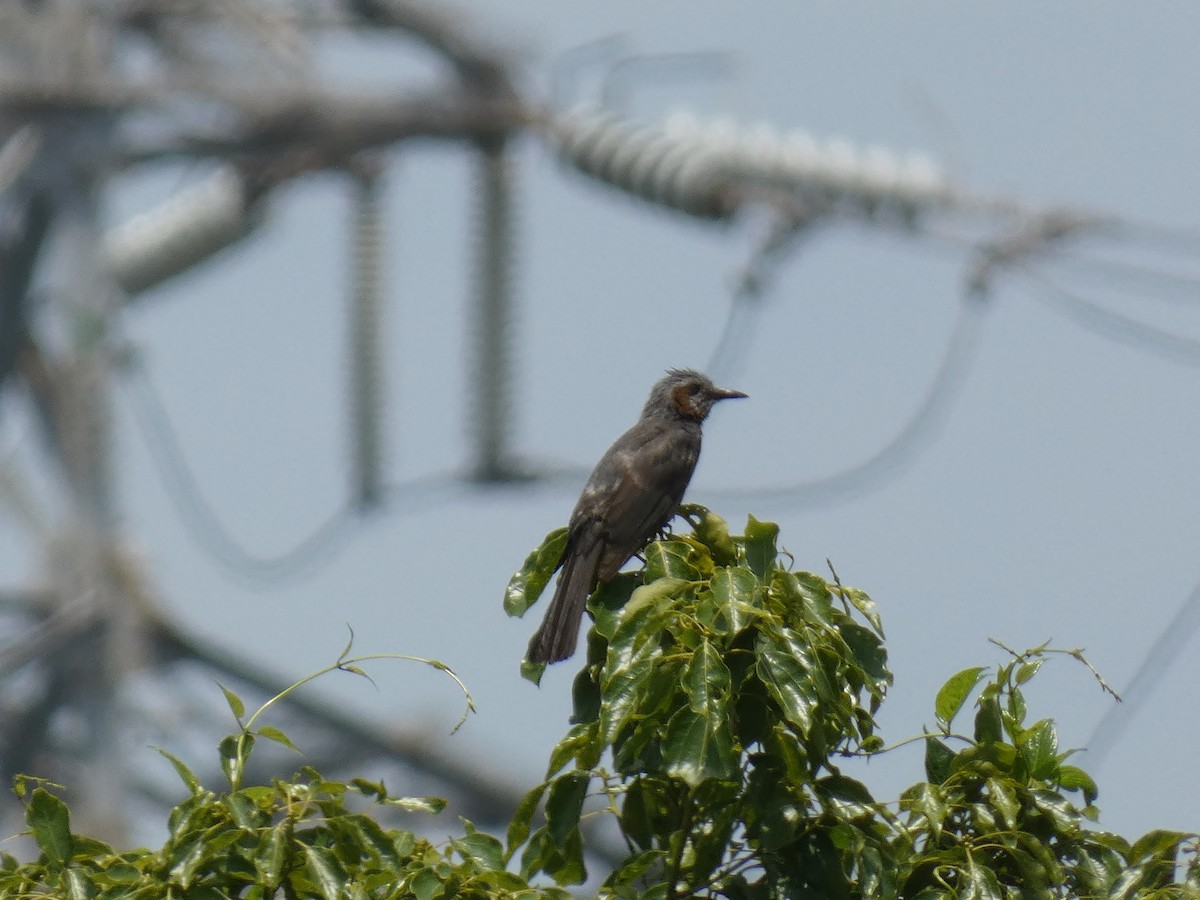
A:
[[7, 3, 1199, 848]]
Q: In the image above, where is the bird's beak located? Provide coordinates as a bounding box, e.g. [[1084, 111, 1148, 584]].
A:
[[711, 387, 748, 401]]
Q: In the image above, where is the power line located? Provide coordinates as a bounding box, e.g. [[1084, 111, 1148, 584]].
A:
[[703, 289, 989, 509], [1017, 266, 1200, 366], [1084, 572, 1200, 769], [120, 358, 363, 584]]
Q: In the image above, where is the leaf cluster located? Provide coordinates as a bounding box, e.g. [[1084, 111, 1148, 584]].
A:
[[506, 507, 1200, 898], [1, 679, 562, 899], [1, 509, 1197, 898]]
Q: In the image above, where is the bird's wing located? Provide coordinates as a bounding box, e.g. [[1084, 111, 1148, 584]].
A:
[[585, 421, 700, 580]]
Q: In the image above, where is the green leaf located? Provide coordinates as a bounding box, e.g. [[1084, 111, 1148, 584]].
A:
[[1129, 828, 1190, 864], [570, 662, 601, 725], [218, 734, 252, 788], [742, 516, 780, 580], [302, 845, 346, 900], [256, 725, 301, 754], [682, 504, 738, 566], [504, 527, 569, 617], [597, 584, 676, 743], [27, 789, 72, 868], [1016, 657, 1043, 685], [964, 854, 1004, 900], [618, 778, 660, 851], [755, 632, 816, 736], [545, 772, 590, 847], [381, 795, 446, 814], [1019, 719, 1059, 780], [662, 706, 737, 787], [841, 586, 884, 636], [1058, 764, 1099, 807], [219, 684, 245, 721], [506, 783, 546, 859], [643, 540, 705, 581], [546, 723, 596, 778], [924, 736, 955, 785], [168, 835, 207, 889], [154, 747, 203, 795], [255, 822, 290, 886], [225, 789, 269, 830], [452, 822, 506, 872], [974, 695, 1003, 744], [934, 666, 986, 729], [520, 657, 546, 685], [63, 867, 92, 900], [907, 782, 948, 841], [684, 641, 731, 714], [710, 566, 760, 635], [986, 776, 1020, 829]]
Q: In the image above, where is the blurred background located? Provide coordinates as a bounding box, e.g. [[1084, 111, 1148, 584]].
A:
[[0, 0, 1197, 864]]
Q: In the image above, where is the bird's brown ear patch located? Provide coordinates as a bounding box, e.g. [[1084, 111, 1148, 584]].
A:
[[672, 383, 699, 419]]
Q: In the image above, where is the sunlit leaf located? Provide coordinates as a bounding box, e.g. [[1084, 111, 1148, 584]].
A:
[[964, 854, 1004, 900], [1019, 719, 1059, 780], [302, 845, 346, 900], [643, 540, 704, 581], [684, 641, 731, 714], [154, 747, 203, 796], [709, 566, 760, 635], [663, 706, 737, 787], [503, 528, 568, 617], [1016, 658, 1043, 685], [599, 632, 662, 746], [452, 822, 506, 872], [742, 516, 780, 580], [381, 795, 446, 814], [755, 632, 816, 736], [1058, 764, 1099, 807], [255, 822, 289, 886], [219, 684, 245, 721], [934, 666, 986, 729], [256, 725, 301, 754], [986, 776, 1020, 829], [681, 504, 738, 566]]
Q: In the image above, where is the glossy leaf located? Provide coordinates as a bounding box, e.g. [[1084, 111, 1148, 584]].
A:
[[934, 666, 985, 729], [986, 776, 1020, 829], [302, 845, 345, 900], [643, 539, 705, 581], [662, 706, 737, 787], [755, 632, 817, 736], [709, 565, 759, 635], [1019, 718, 1059, 780], [504, 528, 568, 616], [452, 822, 506, 872], [684, 641, 731, 714]]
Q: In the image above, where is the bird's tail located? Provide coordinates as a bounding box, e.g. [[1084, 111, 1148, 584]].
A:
[[526, 533, 604, 665]]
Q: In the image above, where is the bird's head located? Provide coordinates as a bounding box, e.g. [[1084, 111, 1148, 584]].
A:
[[644, 368, 748, 422]]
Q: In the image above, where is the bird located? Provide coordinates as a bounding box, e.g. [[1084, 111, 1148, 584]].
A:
[[526, 368, 747, 665]]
